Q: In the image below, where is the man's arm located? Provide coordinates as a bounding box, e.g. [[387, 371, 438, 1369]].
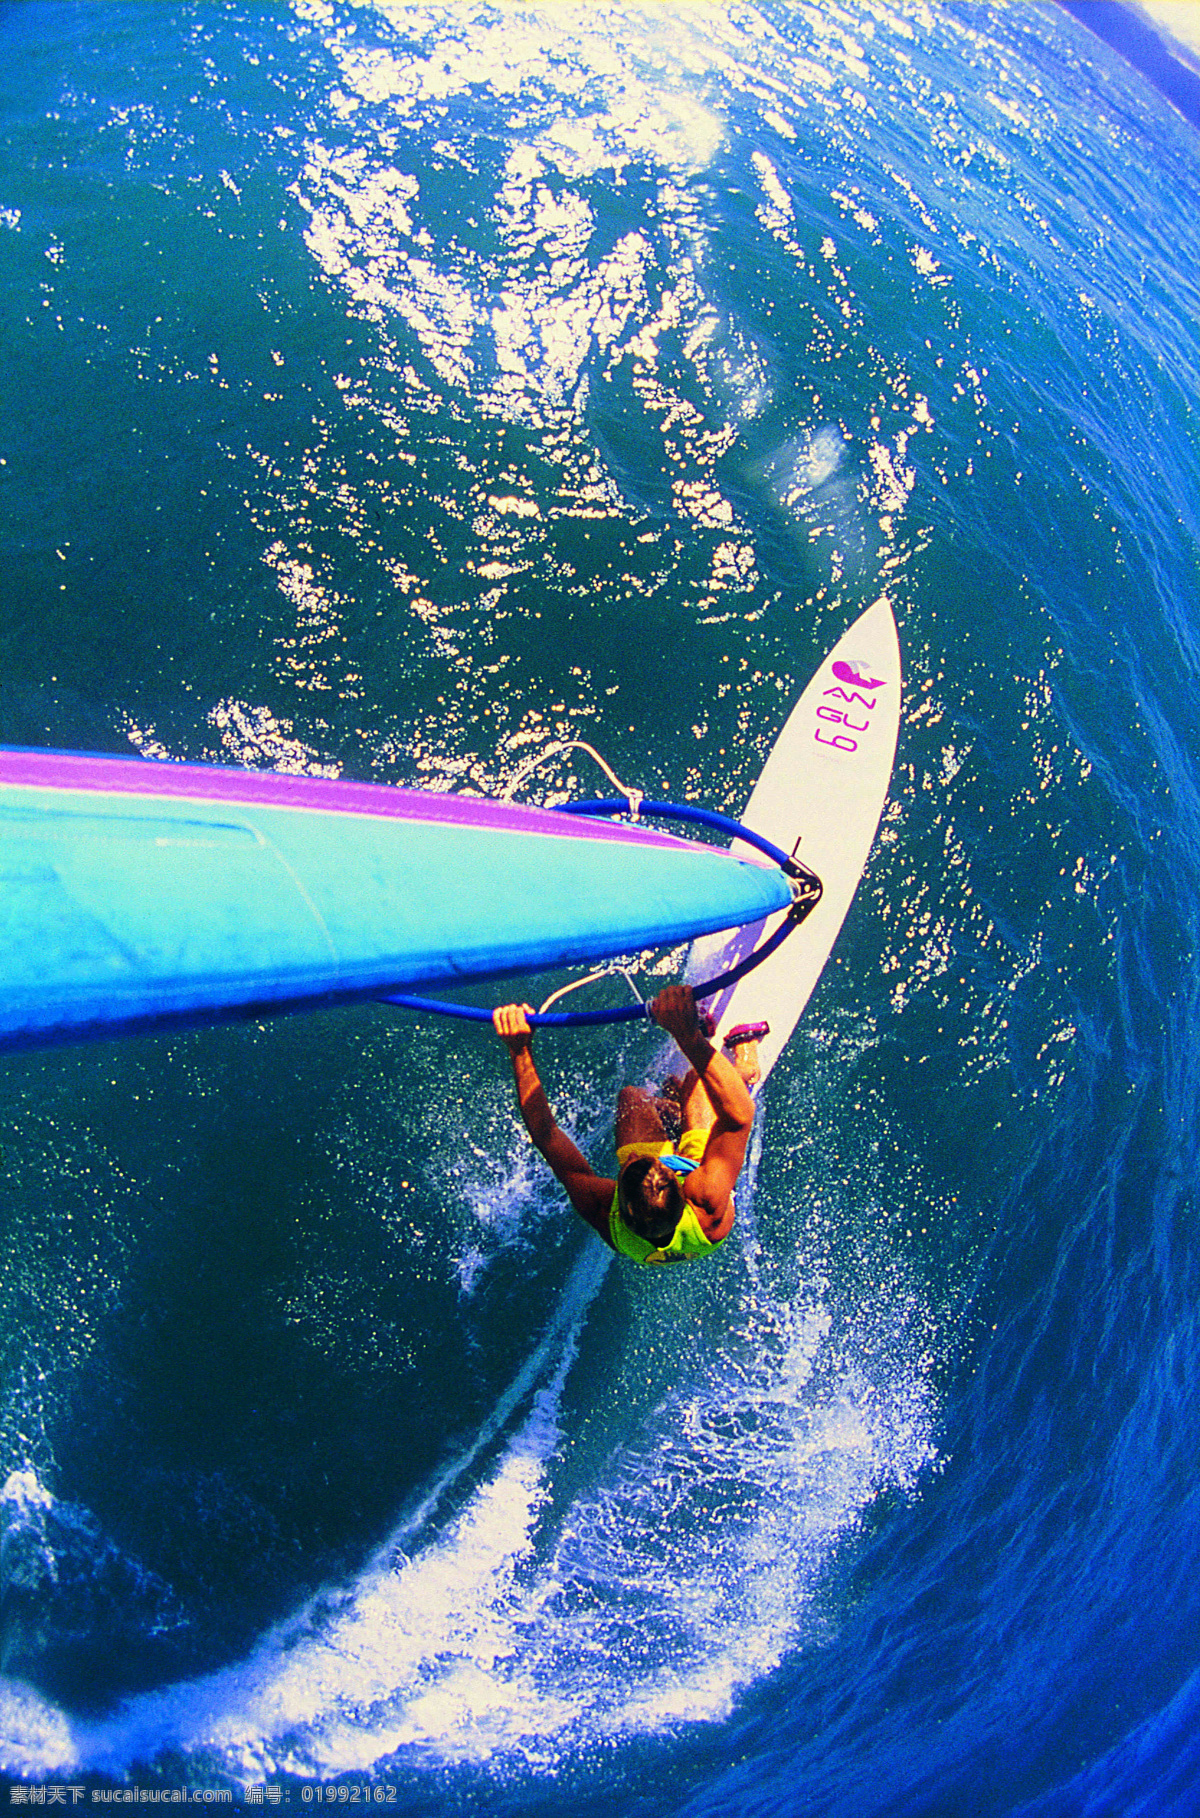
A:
[[651, 986, 754, 1236], [493, 1004, 616, 1246]]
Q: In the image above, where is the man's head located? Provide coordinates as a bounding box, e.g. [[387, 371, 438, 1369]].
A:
[[617, 1155, 686, 1248]]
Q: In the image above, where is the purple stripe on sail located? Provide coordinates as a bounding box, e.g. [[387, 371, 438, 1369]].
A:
[[0, 747, 691, 851]]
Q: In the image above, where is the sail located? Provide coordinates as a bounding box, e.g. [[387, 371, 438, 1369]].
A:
[[0, 750, 792, 1052]]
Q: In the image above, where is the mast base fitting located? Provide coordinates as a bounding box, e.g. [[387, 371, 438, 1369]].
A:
[[786, 861, 823, 921]]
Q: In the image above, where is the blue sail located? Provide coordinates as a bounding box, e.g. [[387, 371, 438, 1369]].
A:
[[0, 750, 792, 1052]]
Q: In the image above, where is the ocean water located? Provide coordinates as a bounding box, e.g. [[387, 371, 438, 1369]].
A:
[[2, 2, 1199, 1812]]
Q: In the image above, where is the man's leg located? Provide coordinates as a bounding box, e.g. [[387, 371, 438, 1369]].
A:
[[677, 1036, 761, 1138], [615, 1086, 670, 1151]]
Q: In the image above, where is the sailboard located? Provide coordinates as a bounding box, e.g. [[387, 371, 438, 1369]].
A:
[[0, 751, 792, 1054], [688, 594, 901, 1082]]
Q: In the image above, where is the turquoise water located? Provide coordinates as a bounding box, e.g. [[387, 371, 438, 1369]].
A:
[[2, 2, 1200, 1812]]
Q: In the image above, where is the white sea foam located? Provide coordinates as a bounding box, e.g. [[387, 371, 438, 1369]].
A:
[[0, 1105, 939, 1784], [3, 1211, 937, 1782], [0, 1471, 190, 1779]]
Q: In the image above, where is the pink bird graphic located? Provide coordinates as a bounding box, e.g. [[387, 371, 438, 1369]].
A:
[[832, 659, 885, 691]]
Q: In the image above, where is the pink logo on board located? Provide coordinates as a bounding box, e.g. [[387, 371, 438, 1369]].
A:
[[814, 656, 887, 754], [832, 659, 884, 691]]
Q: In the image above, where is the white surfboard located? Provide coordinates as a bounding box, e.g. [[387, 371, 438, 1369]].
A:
[[687, 595, 901, 1083]]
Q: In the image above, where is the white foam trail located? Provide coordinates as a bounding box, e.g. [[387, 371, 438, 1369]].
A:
[[3, 1223, 937, 1782], [733, 1113, 766, 1287], [0, 1679, 76, 1782], [7, 1244, 604, 1781], [385, 1243, 609, 1553]]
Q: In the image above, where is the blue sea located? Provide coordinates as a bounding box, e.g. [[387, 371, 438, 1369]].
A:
[[3, 2, 1200, 1812]]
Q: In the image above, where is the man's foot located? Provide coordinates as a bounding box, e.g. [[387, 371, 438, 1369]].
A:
[[723, 1021, 769, 1090], [727, 1039, 762, 1089]]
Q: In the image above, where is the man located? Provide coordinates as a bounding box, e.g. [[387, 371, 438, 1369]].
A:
[[492, 985, 761, 1265]]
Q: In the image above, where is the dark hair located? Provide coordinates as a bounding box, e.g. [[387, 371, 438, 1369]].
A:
[[618, 1156, 686, 1246]]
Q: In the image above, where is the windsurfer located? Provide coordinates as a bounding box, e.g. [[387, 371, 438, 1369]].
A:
[[492, 985, 760, 1265]]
